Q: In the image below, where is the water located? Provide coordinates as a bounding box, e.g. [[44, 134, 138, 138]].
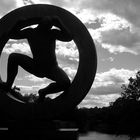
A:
[[79, 132, 140, 140]]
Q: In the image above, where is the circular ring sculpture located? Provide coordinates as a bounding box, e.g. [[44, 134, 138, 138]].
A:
[[0, 4, 97, 119]]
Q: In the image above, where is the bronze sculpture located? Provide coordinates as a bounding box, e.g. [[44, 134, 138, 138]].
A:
[[0, 4, 97, 119]]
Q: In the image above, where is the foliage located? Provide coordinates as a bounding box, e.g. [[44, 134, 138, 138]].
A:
[[121, 70, 140, 101], [75, 70, 140, 137], [1, 70, 140, 138]]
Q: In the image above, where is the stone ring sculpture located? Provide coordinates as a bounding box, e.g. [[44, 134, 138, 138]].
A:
[[0, 4, 97, 119]]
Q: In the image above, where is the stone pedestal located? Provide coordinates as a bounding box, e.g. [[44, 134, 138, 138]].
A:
[[9, 129, 78, 140], [0, 120, 78, 140]]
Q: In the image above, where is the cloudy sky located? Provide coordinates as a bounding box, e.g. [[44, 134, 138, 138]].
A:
[[0, 0, 140, 108]]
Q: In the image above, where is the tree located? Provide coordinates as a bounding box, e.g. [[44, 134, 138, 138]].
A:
[[121, 70, 140, 101]]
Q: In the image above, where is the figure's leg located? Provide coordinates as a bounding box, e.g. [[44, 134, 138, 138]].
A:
[[6, 53, 19, 89], [38, 66, 71, 101], [6, 53, 38, 89]]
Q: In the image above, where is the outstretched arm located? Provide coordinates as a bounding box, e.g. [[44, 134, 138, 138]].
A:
[[52, 16, 73, 41], [9, 28, 33, 39], [9, 19, 33, 39]]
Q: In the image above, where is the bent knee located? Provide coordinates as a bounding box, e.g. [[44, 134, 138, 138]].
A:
[[9, 53, 22, 60], [58, 79, 71, 89], [65, 79, 71, 86], [9, 53, 17, 59], [8, 53, 19, 63]]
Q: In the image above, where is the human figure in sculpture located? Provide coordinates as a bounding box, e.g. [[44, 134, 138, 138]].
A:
[[1, 16, 72, 102]]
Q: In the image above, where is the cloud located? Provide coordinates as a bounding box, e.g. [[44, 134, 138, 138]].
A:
[[79, 68, 137, 108], [25, 74, 46, 82], [88, 28, 102, 45], [40, 0, 82, 9], [75, 9, 98, 24], [10, 0, 140, 30], [37, 0, 140, 29], [79, 93, 120, 108], [41, 0, 140, 55], [87, 13, 140, 55], [63, 66, 77, 81], [101, 27, 140, 54], [94, 68, 136, 87], [0, 0, 17, 16], [101, 57, 114, 62], [99, 13, 130, 31], [3, 42, 31, 54], [22, 0, 35, 5], [16, 67, 137, 108], [78, 0, 140, 28], [16, 0, 42, 7], [56, 41, 79, 72], [5, 0, 139, 56], [91, 68, 136, 95], [2, 0, 139, 108], [16, 83, 48, 94], [86, 14, 139, 55], [56, 41, 79, 61], [102, 44, 138, 55]]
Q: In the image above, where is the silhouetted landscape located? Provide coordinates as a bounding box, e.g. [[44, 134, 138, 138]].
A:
[[76, 70, 140, 139], [0, 1, 140, 140], [1, 71, 140, 140]]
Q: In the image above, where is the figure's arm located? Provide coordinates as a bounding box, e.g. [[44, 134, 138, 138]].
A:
[[9, 19, 33, 39], [52, 16, 73, 41], [9, 26, 33, 39]]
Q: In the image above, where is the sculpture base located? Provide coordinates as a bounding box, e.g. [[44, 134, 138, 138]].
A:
[[0, 120, 79, 140], [9, 129, 78, 140]]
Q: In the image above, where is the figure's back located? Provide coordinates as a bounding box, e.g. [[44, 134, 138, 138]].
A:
[[27, 28, 57, 65]]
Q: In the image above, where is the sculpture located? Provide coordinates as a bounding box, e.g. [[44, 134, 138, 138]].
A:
[[1, 15, 72, 103], [0, 4, 97, 119]]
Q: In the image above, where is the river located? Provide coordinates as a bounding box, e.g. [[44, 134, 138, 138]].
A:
[[79, 132, 140, 140]]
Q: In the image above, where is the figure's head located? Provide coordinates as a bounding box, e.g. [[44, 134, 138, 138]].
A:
[[38, 16, 52, 30]]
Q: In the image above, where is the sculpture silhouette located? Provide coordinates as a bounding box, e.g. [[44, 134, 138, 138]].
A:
[[0, 4, 97, 119], [2, 16, 72, 102]]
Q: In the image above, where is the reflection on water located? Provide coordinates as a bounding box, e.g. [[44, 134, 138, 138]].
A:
[[79, 132, 140, 140]]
